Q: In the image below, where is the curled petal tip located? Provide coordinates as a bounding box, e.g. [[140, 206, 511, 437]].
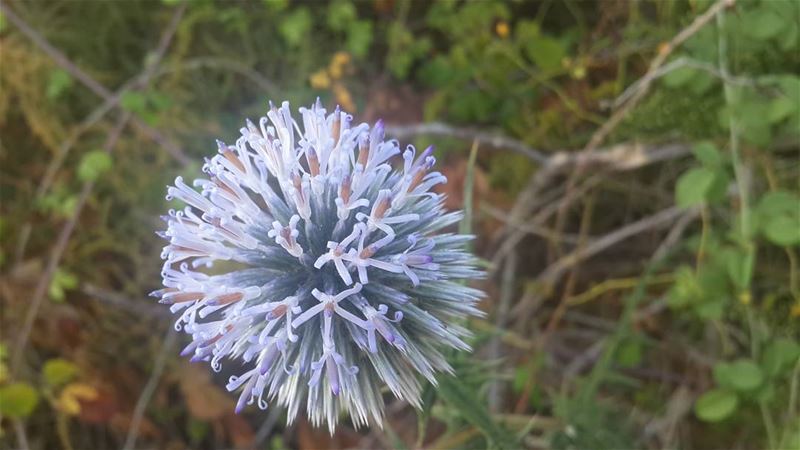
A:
[[157, 99, 484, 431]]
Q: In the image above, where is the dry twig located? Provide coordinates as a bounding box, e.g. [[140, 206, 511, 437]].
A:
[[511, 205, 690, 320], [122, 327, 178, 450], [385, 122, 549, 164]]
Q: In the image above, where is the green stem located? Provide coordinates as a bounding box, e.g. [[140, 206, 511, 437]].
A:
[[759, 400, 778, 450], [716, 7, 752, 242]]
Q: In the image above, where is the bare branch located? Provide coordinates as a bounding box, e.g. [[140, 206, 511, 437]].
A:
[[82, 283, 167, 319], [508, 205, 695, 322], [385, 122, 550, 164], [535, 205, 689, 289], [122, 327, 178, 450]]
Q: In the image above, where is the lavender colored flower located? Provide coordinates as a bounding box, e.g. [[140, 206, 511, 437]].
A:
[[154, 100, 483, 432]]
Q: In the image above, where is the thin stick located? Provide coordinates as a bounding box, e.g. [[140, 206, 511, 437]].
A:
[[509, 205, 688, 323], [613, 56, 758, 108], [543, 193, 596, 336], [490, 174, 603, 276], [386, 122, 549, 164], [82, 283, 167, 319], [121, 327, 178, 450], [488, 250, 517, 412], [251, 406, 283, 449], [13, 418, 30, 450], [536, 206, 688, 289], [482, 204, 582, 245], [489, 142, 691, 274]]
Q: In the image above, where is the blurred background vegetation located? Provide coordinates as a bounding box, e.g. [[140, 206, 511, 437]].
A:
[[1, 0, 798, 449]]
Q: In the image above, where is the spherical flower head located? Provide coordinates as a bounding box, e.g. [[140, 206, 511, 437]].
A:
[[154, 100, 484, 432]]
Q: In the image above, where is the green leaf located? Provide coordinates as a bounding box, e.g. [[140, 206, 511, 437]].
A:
[[757, 191, 800, 217], [49, 269, 78, 302], [526, 36, 564, 71], [77, 150, 112, 182], [688, 70, 715, 95], [615, 339, 643, 368], [148, 91, 172, 112], [346, 20, 373, 59], [695, 389, 738, 422], [279, 8, 312, 47], [46, 70, 73, 100], [695, 298, 725, 320], [438, 375, 514, 449], [735, 97, 774, 146], [667, 265, 700, 308], [757, 191, 800, 246], [762, 338, 800, 376], [692, 141, 722, 167], [764, 216, 800, 246], [419, 56, 457, 88], [743, 10, 785, 41], [768, 96, 796, 123], [777, 76, 800, 101], [675, 167, 715, 207], [705, 169, 730, 205], [713, 362, 736, 388], [725, 249, 754, 290], [727, 359, 764, 391], [0, 382, 40, 418], [662, 66, 696, 88], [327, 0, 356, 31], [262, 0, 288, 11], [43, 358, 79, 387], [120, 91, 147, 114]]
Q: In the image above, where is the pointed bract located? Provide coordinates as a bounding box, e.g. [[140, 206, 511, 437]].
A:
[[157, 101, 483, 432]]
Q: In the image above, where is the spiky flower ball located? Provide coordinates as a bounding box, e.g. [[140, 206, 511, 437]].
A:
[[154, 100, 483, 431]]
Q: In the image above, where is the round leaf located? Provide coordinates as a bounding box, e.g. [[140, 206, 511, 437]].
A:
[[744, 10, 785, 41], [728, 359, 764, 391], [762, 338, 800, 376], [526, 36, 564, 71], [764, 216, 800, 246], [757, 191, 799, 217], [44, 358, 79, 387], [78, 151, 113, 182], [0, 382, 40, 418], [692, 141, 722, 167], [663, 66, 696, 88], [695, 389, 738, 422], [675, 167, 715, 208], [768, 96, 796, 123], [713, 362, 736, 388]]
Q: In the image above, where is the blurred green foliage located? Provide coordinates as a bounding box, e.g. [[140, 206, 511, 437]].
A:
[[0, 0, 798, 449]]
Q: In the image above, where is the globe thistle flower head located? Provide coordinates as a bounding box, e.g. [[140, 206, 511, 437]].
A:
[[155, 100, 484, 432]]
